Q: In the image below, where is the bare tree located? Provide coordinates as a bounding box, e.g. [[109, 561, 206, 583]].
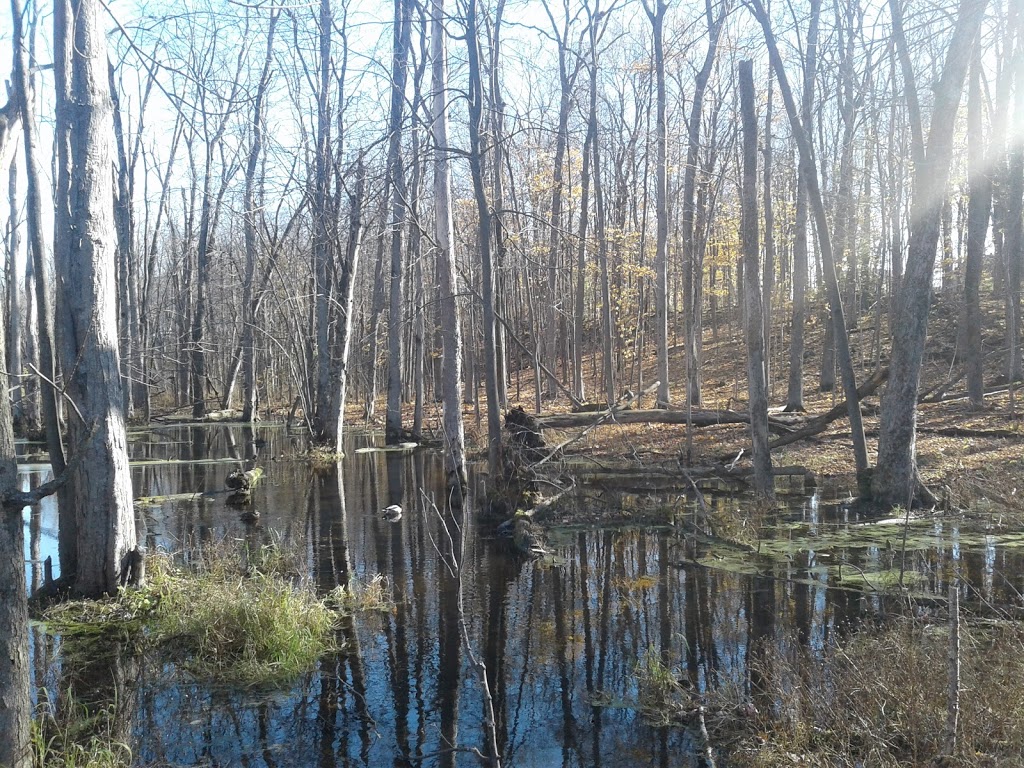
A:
[[739, 60, 773, 497], [466, 0, 503, 472], [241, 10, 280, 423], [682, 0, 729, 408], [385, 0, 414, 444], [963, 48, 990, 410], [432, 0, 468, 491], [749, 0, 870, 484], [873, 0, 988, 507], [0, 94, 30, 766], [52, 0, 138, 594], [644, 0, 670, 406], [11, 0, 71, 569]]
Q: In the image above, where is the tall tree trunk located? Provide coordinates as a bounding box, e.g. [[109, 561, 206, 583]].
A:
[[466, 0, 503, 473], [0, 98, 30, 762], [762, 79, 775, 392], [541, 5, 580, 401], [682, 0, 729, 408], [325, 162, 366, 453], [749, 0, 869, 482], [963, 50, 990, 410], [782, 0, 815, 415], [739, 60, 773, 498], [6, 156, 25, 430], [874, 0, 988, 507], [0, 286, 31, 768], [108, 61, 141, 419], [12, 0, 71, 572], [588, 4, 616, 407], [431, 0, 467, 491], [241, 12, 279, 423], [312, 0, 335, 439], [385, 0, 413, 444], [646, 0, 670, 406], [785, 0, 819, 412], [53, 0, 137, 595]]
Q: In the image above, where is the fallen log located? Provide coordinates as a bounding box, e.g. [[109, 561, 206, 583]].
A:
[[767, 366, 889, 451], [536, 407, 799, 434], [559, 463, 817, 492]]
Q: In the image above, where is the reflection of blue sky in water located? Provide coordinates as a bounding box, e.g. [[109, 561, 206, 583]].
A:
[[20, 424, 1024, 767]]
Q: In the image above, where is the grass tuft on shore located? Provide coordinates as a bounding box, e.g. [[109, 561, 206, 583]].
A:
[[43, 546, 391, 688]]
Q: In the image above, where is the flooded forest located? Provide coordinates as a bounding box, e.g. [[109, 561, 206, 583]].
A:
[[1, 0, 1023, 765]]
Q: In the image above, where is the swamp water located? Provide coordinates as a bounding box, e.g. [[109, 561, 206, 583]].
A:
[[18, 424, 1024, 767]]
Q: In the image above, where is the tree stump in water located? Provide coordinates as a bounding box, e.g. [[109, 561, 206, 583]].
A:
[[225, 468, 263, 505], [504, 407, 545, 462]]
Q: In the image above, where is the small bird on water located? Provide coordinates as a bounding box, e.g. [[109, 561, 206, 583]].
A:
[[381, 504, 403, 523]]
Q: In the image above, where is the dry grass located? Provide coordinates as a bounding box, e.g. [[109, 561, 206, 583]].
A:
[[731, 618, 1024, 767]]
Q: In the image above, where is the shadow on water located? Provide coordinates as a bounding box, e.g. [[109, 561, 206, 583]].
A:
[[18, 424, 1024, 767]]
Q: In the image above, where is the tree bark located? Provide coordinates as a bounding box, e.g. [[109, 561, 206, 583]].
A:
[[873, 0, 988, 507], [0, 247, 31, 767], [963, 50, 990, 410], [385, 0, 413, 444], [53, 0, 137, 595], [645, 0, 670, 407], [739, 60, 773, 498], [241, 11, 279, 423], [431, 0, 467, 490], [466, 0, 503, 473], [749, 0, 869, 483]]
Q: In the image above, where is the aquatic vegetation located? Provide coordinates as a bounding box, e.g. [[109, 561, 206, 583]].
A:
[[305, 445, 344, 469], [41, 548, 390, 689], [634, 648, 689, 728], [31, 699, 132, 768]]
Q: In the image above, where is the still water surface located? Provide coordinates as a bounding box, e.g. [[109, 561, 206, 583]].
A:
[[18, 424, 1024, 767]]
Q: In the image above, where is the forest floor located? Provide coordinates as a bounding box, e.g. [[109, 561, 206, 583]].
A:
[[400, 291, 1024, 518]]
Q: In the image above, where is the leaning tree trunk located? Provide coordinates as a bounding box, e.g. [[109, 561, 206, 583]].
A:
[[739, 60, 773, 498], [53, 0, 137, 596], [873, 0, 987, 508], [750, 0, 869, 484], [431, 0, 467, 490]]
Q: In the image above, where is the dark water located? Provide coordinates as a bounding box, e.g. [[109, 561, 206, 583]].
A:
[[18, 424, 1024, 767]]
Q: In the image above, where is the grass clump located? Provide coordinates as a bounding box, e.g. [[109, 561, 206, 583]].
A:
[[44, 545, 352, 688], [634, 648, 690, 727], [148, 553, 338, 685], [32, 701, 132, 768], [730, 618, 1024, 767], [305, 445, 344, 469]]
